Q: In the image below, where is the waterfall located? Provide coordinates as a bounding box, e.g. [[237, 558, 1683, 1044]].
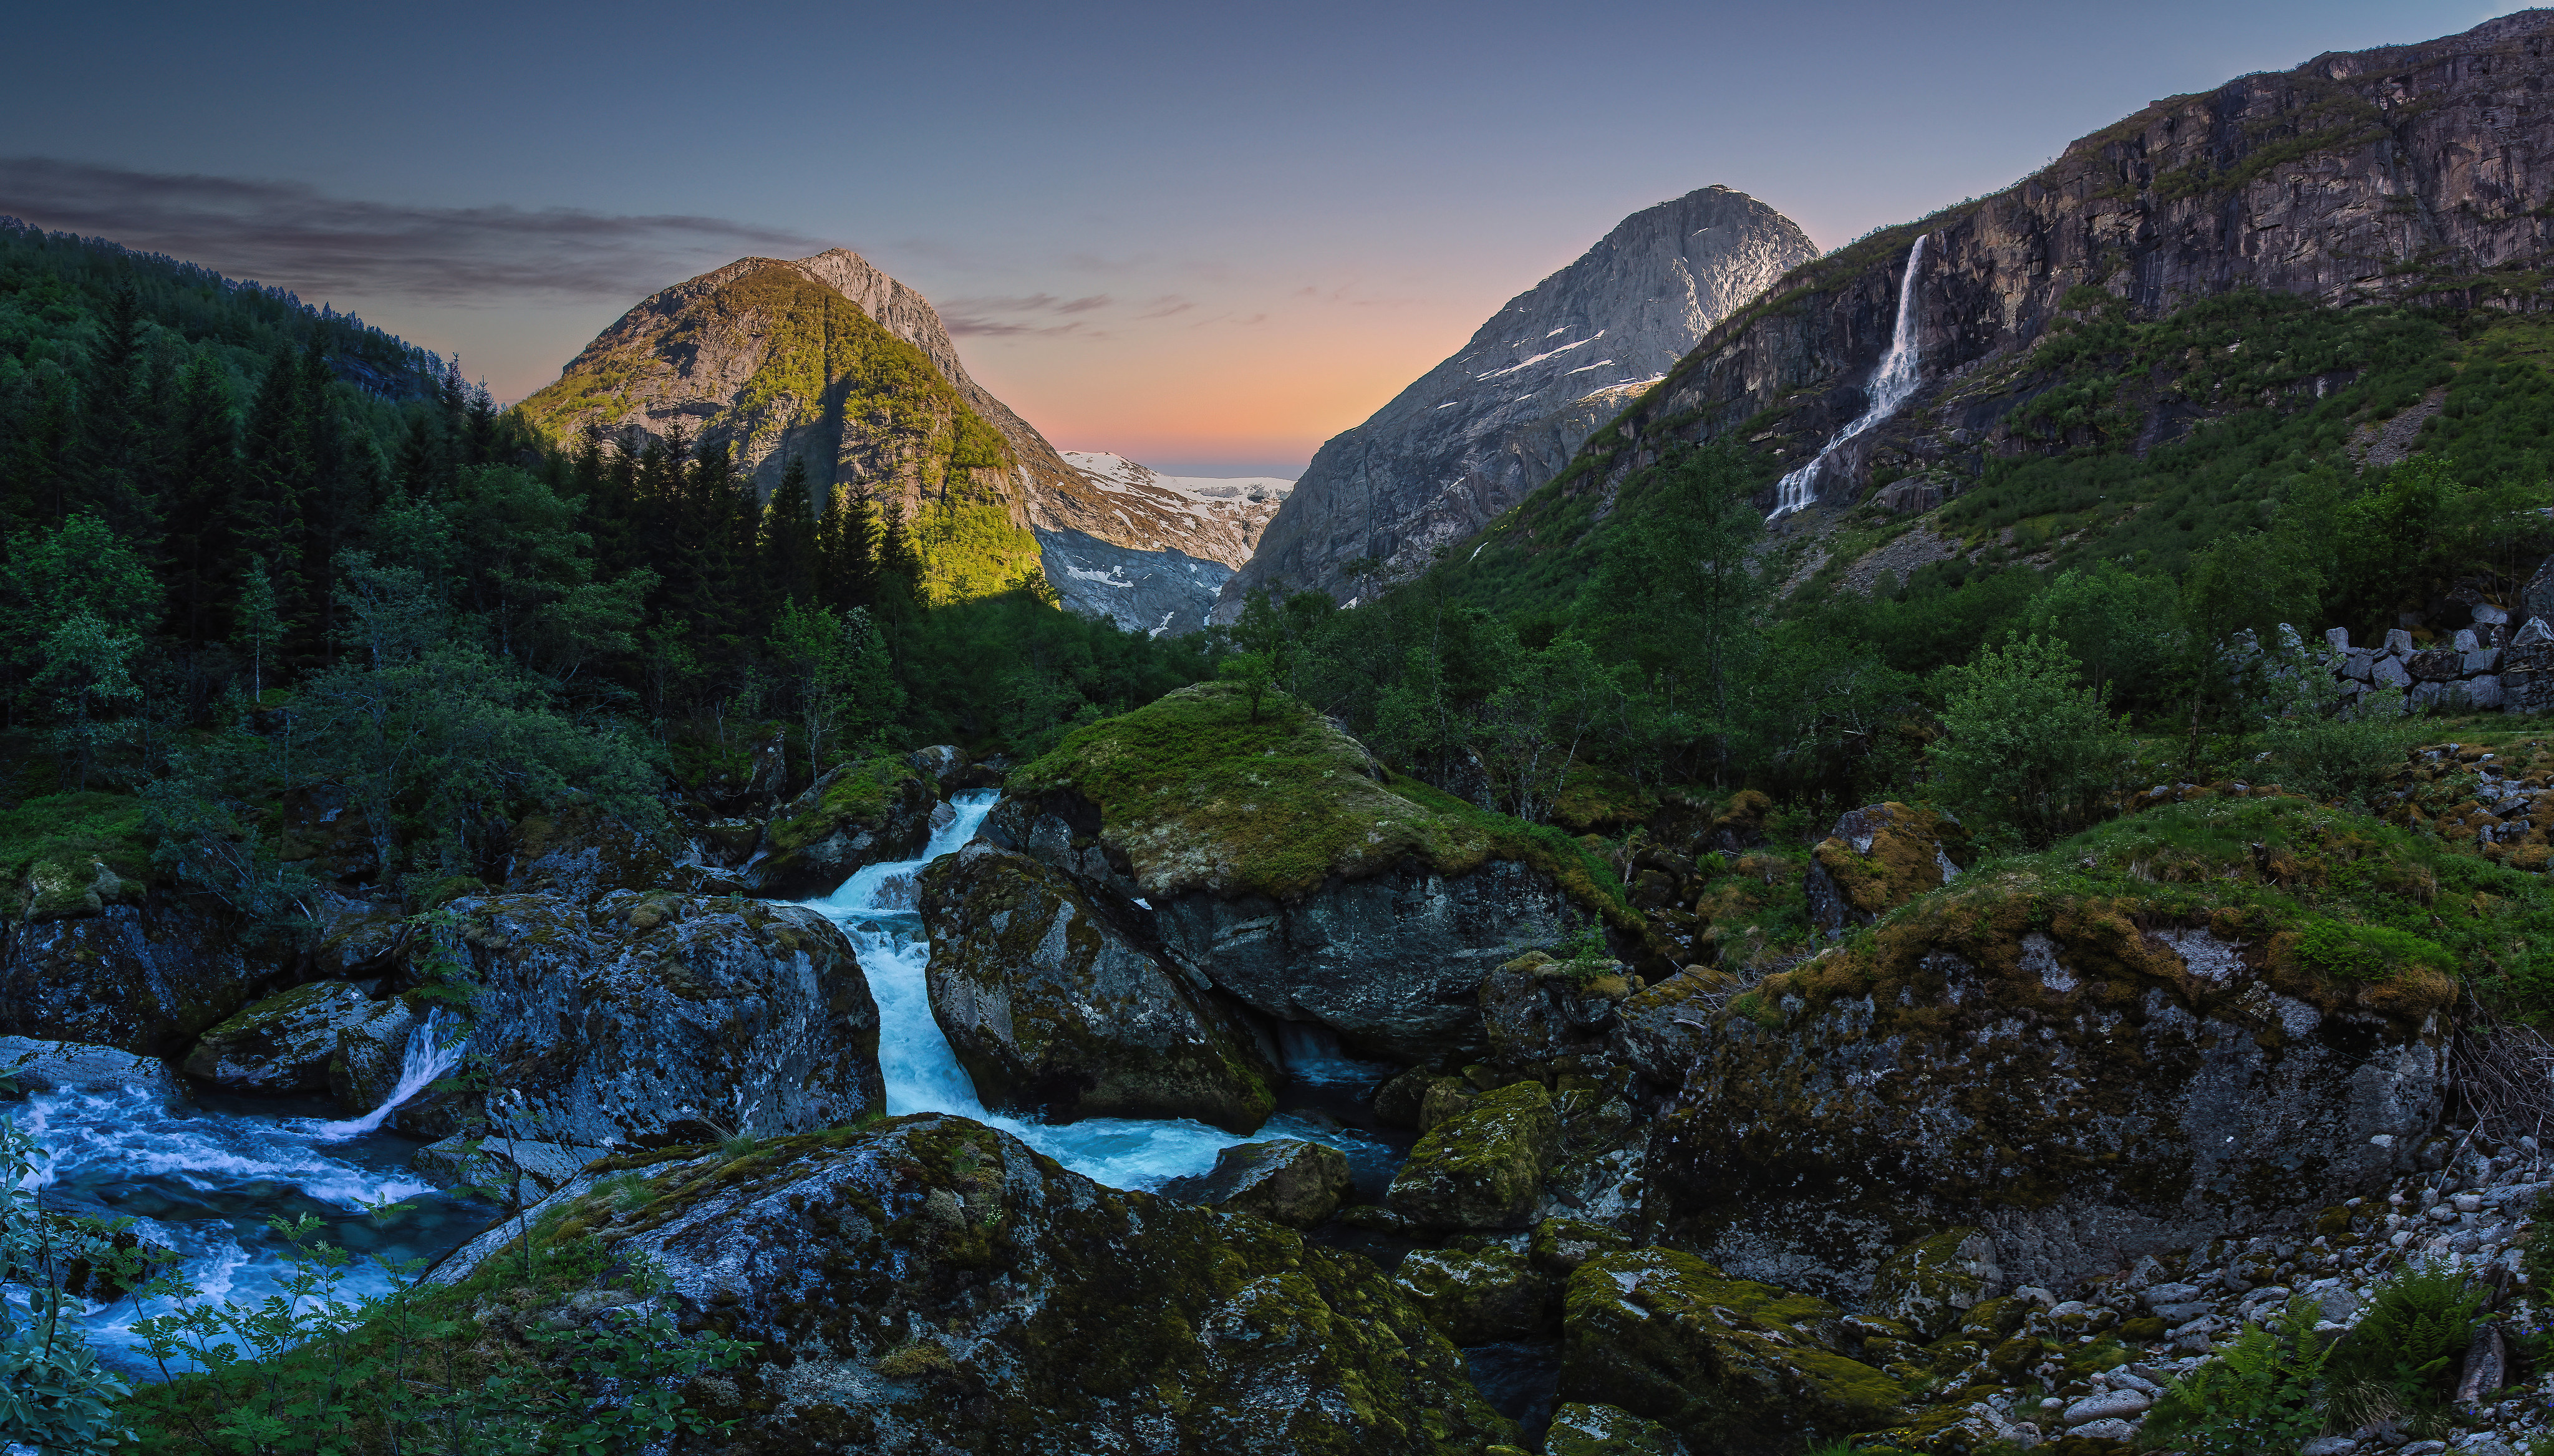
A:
[[1769, 233, 1932, 519], [308, 1008, 465, 1143]]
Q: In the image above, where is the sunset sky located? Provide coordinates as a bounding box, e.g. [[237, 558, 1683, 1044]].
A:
[[2, 0, 2533, 476]]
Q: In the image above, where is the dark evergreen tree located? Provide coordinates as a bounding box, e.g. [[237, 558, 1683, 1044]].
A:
[[762, 456, 821, 611], [236, 344, 316, 644], [75, 285, 159, 544], [163, 351, 240, 646]]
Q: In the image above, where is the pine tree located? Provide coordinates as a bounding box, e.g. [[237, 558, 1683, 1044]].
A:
[[162, 352, 239, 645], [236, 344, 314, 642], [75, 285, 160, 545], [762, 456, 821, 611]]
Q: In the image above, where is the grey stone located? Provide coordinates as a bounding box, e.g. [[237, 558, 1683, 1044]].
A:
[[2326, 627, 2354, 649], [2345, 650, 2376, 682], [1216, 187, 1819, 616], [413, 1136, 601, 1200], [743, 761, 941, 900], [1393, 1245, 1561, 1344], [437, 891, 884, 1149], [2475, 603, 2512, 625], [2455, 629, 2482, 653], [919, 843, 1279, 1132], [2071, 1418, 2140, 1442], [1544, 1402, 1688, 1456], [2467, 647, 2503, 675], [2299, 1439, 2359, 1456], [2142, 1281, 2205, 1308], [1166, 1139, 1352, 1227], [0, 1035, 183, 1102], [181, 980, 376, 1092], [2387, 628, 2417, 655], [2374, 655, 2413, 689], [2064, 1390, 2152, 1425], [2517, 617, 2554, 647], [0, 897, 268, 1054]]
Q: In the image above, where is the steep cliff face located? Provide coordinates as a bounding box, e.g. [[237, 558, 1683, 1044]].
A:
[[1034, 451, 1292, 634], [1215, 186, 1816, 615], [1564, 11, 2554, 517]]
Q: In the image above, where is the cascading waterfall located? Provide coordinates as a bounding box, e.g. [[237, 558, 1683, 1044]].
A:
[[1768, 233, 1932, 519], [7, 1008, 485, 1375], [800, 790, 1403, 1193]]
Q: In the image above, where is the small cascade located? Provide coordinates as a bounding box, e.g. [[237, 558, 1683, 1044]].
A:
[[308, 1008, 465, 1143], [800, 791, 1401, 1192], [1273, 1021, 1373, 1087], [1769, 233, 1932, 519]]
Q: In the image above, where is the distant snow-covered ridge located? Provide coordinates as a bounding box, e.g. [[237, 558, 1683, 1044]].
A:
[[1057, 451, 1294, 571]]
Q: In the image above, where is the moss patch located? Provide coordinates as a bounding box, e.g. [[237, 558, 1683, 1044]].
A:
[[1, 791, 153, 920]]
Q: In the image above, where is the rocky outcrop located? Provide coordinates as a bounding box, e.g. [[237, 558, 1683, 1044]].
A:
[[0, 894, 268, 1055], [743, 755, 941, 900], [1217, 186, 1814, 613], [917, 842, 1279, 1132], [439, 890, 883, 1149], [1388, 1081, 1561, 1231], [1644, 888, 2453, 1299], [1558, 12, 2554, 518], [181, 980, 376, 1092], [1394, 1245, 1560, 1344], [503, 802, 689, 900], [442, 1113, 1519, 1453], [0, 1035, 185, 1102], [1057, 451, 1294, 568], [997, 683, 1599, 1060], [1802, 802, 1968, 933], [1166, 1138, 1353, 1228]]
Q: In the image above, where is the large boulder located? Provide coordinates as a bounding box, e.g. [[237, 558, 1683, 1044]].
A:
[[1544, 1403, 1688, 1456], [919, 842, 1279, 1131], [1388, 1080, 1561, 1231], [182, 980, 377, 1092], [0, 894, 270, 1055], [1645, 857, 2454, 1297], [1802, 802, 1966, 933], [1560, 1248, 1906, 1455], [440, 890, 884, 1149], [504, 801, 681, 899], [1394, 1245, 1561, 1344], [744, 755, 942, 899], [997, 682, 1602, 1060], [1167, 1137, 1353, 1227], [442, 1112, 1521, 1453], [0, 1035, 185, 1103]]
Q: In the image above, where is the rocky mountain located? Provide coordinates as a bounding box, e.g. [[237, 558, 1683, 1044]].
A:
[[1033, 451, 1294, 635], [1214, 186, 1817, 616], [1549, 11, 2554, 522]]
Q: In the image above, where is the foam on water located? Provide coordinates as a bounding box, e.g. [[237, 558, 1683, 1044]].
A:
[[802, 790, 1396, 1190]]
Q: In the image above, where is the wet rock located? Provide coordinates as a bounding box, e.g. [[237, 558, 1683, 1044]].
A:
[[1166, 1138, 1350, 1227], [918, 843, 1279, 1132], [1481, 952, 1630, 1071], [744, 755, 941, 899], [1532, 1216, 1638, 1275], [413, 1136, 602, 1201], [1605, 965, 1731, 1097], [1865, 1228, 2003, 1340], [1543, 1402, 1689, 1456], [440, 891, 884, 1149], [1395, 1245, 1561, 1344], [1559, 1248, 1905, 1454], [693, 817, 763, 869], [328, 995, 447, 1127], [0, 1035, 183, 1103], [181, 980, 375, 1092], [1388, 1081, 1561, 1231], [459, 1112, 1521, 1453], [0, 894, 268, 1054]]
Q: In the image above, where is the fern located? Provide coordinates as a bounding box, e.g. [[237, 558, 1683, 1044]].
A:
[[2140, 1296, 2331, 1455], [2328, 1257, 2486, 1413]]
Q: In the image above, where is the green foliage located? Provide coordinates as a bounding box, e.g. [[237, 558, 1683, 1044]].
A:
[[1, 1096, 133, 1454], [1928, 634, 2125, 848], [2140, 1296, 2333, 1456], [0, 789, 152, 903], [2293, 918, 2457, 984], [2260, 685, 2421, 805], [2326, 1258, 2487, 1417]]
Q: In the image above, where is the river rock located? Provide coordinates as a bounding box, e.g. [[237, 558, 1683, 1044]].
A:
[[997, 683, 1581, 1061], [1388, 1080, 1561, 1230], [1393, 1245, 1561, 1344], [450, 1112, 1520, 1452], [1645, 896, 2452, 1298], [1481, 952, 1632, 1071], [917, 842, 1279, 1132], [744, 755, 942, 899], [441, 890, 884, 1149], [1559, 1248, 1906, 1454], [0, 1035, 184, 1102], [1167, 1138, 1352, 1227], [182, 980, 377, 1092], [412, 1136, 602, 1201], [1544, 1402, 1690, 1456], [0, 894, 268, 1054]]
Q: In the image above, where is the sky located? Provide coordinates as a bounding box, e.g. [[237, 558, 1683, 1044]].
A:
[[0, 1, 2536, 478]]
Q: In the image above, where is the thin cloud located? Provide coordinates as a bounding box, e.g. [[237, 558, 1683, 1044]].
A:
[[0, 156, 826, 304], [1135, 295, 1193, 319], [941, 291, 1118, 338]]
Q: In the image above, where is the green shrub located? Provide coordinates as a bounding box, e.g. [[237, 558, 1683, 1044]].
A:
[[1927, 634, 2127, 849], [2325, 1258, 2486, 1427], [2139, 1296, 2332, 1455]]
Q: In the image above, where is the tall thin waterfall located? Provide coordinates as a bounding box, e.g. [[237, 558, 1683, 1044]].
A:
[[1769, 233, 1932, 519]]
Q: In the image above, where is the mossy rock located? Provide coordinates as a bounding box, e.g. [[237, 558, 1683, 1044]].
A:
[[1167, 1138, 1351, 1227], [1867, 1229, 2001, 1339], [747, 755, 939, 899], [1559, 1248, 1907, 1455], [1532, 1215, 1637, 1274], [1388, 1081, 1561, 1231], [1805, 802, 1968, 931], [1393, 1245, 1560, 1344], [1542, 1401, 1687, 1456], [182, 980, 375, 1093], [0, 895, 266, 1055], [919, 843, 1279, 1132]]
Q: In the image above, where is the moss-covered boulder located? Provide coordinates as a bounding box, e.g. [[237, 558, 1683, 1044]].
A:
[[440, 1112, 1521, 1453], [1803, 802, 1968, 933], [745, 755, 941, 900], [1169, 1137, 1353, 1227], [1480, 952, 1633, 1071], [503, 800, 681, 900], [437, 890, 884, 1149], [1867, 1229, 2003, 1340], [1394, 1245, 1560, 1344], [1002, 683, 1628, 1059], [1645, 805, 2457, 1298], [1559, 1248, 1906, 1455], [1543, 1402, 1688, 1456], [182, 980, 377, 1092], [918, 842, 1279, 1131], [1388, 1081, 1560, 1230], [0, 895, 271, 1054]]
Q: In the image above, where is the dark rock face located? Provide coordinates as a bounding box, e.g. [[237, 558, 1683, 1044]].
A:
[[1151, 861, 1570, 1062], [0, 895, 266, 1055], [1034, 526, 1233, 637], [490, 1114, 1520, 1454], [1570, 12, 2554, 516], [1218, 186, 1814, 613], [917, 843, 1279, 1132], [1165, 1137, 1353, 1228], [1644, 912, 2449, 1299], [439, 890, 883, 1149], [0, 1035, 186, 1103]]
